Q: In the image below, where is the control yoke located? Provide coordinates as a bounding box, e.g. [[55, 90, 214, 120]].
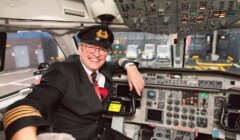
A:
[[105, 86, 137, 117], [220, 94, 240, 133]]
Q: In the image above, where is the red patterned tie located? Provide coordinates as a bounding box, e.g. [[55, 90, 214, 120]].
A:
[[90, 72, 108, 101]]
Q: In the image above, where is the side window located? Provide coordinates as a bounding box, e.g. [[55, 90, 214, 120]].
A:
[[0, 32, 65, 96]]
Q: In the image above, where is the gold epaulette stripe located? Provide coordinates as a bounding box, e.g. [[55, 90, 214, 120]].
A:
[[3, 105, 41, 129], [4, 112, 41, 129]]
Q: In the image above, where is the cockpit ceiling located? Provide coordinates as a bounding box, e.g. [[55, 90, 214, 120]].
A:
[[0, 0, 133, 34], [3, 0, 240, 36], [0, 0, 123, 23]]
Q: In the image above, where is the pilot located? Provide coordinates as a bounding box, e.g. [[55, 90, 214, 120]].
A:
[[3, 25, 145, 140]]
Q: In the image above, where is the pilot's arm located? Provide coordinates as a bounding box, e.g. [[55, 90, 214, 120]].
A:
[[125, 63, 144, 96], [107, 58, 145, 96], [3, 62, 67, 140]]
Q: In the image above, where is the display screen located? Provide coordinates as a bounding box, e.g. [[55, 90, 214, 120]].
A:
[[229, 94, 240, 109], [147, 109, 163, 122], [182, 92, 198, 106], [108, 101, 122, 112]]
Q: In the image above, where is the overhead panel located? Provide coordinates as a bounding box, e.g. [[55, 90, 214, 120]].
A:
[[114, 0, 240, 36]]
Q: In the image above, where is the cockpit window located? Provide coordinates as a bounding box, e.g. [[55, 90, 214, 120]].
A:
[[0, 32, 65, 97], [110, 30, 240, 75], [184, 29, 240, 75]]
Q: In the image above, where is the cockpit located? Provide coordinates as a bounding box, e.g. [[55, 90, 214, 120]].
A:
[[1, 0, 240, 140]]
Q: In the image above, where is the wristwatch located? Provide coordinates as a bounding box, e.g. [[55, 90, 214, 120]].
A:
[[124, 63, 135, 69]]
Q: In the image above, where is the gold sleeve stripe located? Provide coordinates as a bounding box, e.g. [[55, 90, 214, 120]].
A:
[[118, 58, 128, 66], [118, 58, 123, 66], [118, 58, 125, 66], [3, 105, 40, 120], [3, 110, 41, 124], [3, 105, 42, 129], [4, 112, 41, 129]]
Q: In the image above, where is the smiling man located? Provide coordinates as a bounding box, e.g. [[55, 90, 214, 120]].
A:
[[80, 42, 107, 71], [3, 25, 145, 140]]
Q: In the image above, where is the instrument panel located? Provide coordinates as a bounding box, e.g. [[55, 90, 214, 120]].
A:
[[112, 69, 240, 139], [114, 0, 240, 36]]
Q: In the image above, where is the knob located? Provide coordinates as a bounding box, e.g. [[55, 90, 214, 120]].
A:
[[173, 120, 179, 126], [174, 106, 180, 112], [181, 114, 188, 120], [166, 2, 171, 8], [174, 100, 180, 105], [182, 107, 188, 113], [181, 121, 187, 127], [173, 113, 179, 119], [163, 17, 170, 24], [210, 21, 215, 27], [188, 122, 195, 128], [147, 90, 156, 99], [167, 99, 173, 104], [189, 115, 195, 121], [166, 119, 172, 125], [167, 112, 172, 118], [220, 20, 227, 26], [189, 108, 196, 114], [167, 106, 173, 111]]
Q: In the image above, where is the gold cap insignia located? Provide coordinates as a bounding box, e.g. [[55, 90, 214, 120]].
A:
[[96, 29, 109, 39]]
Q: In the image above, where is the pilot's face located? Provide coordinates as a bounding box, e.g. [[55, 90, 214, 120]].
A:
[[78, 43, 107, 72]]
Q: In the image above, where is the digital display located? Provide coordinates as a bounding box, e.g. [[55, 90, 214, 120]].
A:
[[108, 101, 122, 112], [229, 94, 240, 109], [182, 92, 198, 106], [147, 109, 163, 122]]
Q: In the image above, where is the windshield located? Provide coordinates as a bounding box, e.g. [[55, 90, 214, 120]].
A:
[[110, 30, 240, 75], [0, 32, 65, 97], [184, 29, 240, 75]]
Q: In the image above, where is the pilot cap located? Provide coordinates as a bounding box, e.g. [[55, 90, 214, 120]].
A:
[[77, 25, 114, 49]]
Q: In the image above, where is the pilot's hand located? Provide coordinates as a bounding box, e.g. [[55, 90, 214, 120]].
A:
[[126, 65, 145, 96]]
